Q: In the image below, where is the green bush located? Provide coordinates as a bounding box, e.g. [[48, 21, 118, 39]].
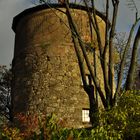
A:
[[117, 90, 140, 139], [0, 90, 139, 140]]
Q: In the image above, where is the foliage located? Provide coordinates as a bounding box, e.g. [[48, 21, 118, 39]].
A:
[[0, 114, 122, 140], [100, 90, 140, 140], [0, 90, 139, 140], [0, 65, 12, 121], [117, 90, 140, 139]]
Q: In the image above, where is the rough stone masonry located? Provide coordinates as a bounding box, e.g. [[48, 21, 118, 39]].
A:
[[12, 4, 106, 129]]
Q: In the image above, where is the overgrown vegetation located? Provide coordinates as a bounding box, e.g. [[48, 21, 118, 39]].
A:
[[0, 65, 12, 122], [0, 90, 139, 140]]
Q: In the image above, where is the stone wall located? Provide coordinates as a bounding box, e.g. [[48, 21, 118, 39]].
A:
[[12, 4, 106, 128]]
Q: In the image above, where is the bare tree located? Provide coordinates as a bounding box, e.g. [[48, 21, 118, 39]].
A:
[[37, 0, 140, 125]]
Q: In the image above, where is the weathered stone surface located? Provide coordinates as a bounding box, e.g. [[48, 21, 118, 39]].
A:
[[12, 4, 106, 129]]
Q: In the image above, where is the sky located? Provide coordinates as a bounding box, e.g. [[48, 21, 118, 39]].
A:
[[0, 0, 140, 66]]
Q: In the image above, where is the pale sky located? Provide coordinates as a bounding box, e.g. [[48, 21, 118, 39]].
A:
[[0, 0, 140, 66]]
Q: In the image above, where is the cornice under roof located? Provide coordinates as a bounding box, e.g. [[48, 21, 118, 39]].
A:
[[12, 3, 107, 32]]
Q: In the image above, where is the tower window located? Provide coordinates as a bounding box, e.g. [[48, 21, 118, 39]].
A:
[[82, 108, 90, 122]]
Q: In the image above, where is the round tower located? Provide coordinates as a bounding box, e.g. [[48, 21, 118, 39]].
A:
[[12, 4, 106, 128]]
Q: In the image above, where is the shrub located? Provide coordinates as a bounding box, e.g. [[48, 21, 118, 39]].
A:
[[0, 90, 139, 139], [100, 90, 140, 140]]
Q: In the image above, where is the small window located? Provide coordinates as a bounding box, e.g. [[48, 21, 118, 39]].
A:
[[82, 108, 90, 122]]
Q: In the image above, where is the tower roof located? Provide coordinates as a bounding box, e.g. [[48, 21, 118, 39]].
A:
[[12, 3, 107, 32]]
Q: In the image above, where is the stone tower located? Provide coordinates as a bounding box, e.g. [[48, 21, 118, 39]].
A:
[[12, 4, 106, 128]]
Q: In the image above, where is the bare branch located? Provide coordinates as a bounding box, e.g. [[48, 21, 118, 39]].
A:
[[109, 0, 119, 96], [68, 18, 88, 87], [65, 0, 107, 108], [114, 18, 140, 102], [126, 25, 140, 90]]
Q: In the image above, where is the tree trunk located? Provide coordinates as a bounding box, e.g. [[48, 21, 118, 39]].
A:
[[126, 25, 140, 90]]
